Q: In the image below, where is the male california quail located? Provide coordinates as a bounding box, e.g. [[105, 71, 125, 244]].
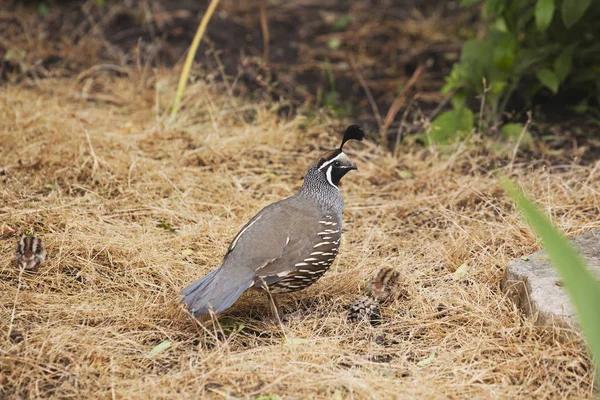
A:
[[15, 234, 46, 272], [180, 125, 364, 319]]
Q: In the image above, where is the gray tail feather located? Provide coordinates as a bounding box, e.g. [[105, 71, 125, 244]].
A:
[[179, 268, 253, 317]]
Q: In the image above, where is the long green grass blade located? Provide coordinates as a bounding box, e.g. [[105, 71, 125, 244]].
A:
[[502, 179, 600, 386], [170, 0, 221, 118]]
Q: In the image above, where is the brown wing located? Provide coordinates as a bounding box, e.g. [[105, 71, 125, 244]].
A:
[[253, 210, 342, 292], [220, 196, 320, 271]]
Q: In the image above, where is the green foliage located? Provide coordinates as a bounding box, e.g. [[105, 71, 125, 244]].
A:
[[535, 0, 555, 31], [501, 122, 533, 149], [319, 60, 352, 117], [148, 340, 171, 357], [422, 108, 474, 146], [535, 68, 559, 93], [503, 179, 600, 387], [441, 0, 600, 137], [332, 14, 353, 30]]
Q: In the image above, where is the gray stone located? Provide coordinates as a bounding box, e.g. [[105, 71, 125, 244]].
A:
[[502, 229, 600, 330]]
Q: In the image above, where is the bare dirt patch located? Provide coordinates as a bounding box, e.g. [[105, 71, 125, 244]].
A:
[[1, 72, 598, 398]]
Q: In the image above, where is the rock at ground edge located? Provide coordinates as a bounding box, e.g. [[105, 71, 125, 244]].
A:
[[502, 229, 600, 330]]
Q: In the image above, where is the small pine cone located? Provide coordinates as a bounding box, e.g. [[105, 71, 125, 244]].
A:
[[370, 267, 407, 304], [347, 296, 381, 325]]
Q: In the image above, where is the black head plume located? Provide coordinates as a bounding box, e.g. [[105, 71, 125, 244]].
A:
[[340, 125, 364, 151]]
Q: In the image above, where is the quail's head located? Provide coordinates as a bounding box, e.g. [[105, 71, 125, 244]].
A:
[[311, 125, 364, 188], [370, 267, 402, 304]]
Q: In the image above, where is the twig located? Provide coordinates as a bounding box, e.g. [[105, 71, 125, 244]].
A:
[[509, 111, 532, 171], [427, 88, 456, 122], [7, 264, 25, 341], [478, 77, 490, 135], [393, 95, 416, 156], [259, 0, 270, 63], [350, 59, 382, 131], [381, 64, 425, 143], [85, 129, 100, 178], [171, 0, 222, 118]]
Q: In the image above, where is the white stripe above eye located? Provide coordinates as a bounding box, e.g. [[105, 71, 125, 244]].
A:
[[230, 215, 262, 251], [318, 152, 345, 170]]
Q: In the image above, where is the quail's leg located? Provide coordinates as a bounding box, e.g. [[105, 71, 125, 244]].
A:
[[264, 290, 284, 322]]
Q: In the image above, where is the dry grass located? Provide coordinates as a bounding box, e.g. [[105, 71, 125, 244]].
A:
[[1, 70, 599, 399]]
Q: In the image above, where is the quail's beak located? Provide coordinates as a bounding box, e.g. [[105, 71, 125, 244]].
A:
[[347, 161, 357, 170]]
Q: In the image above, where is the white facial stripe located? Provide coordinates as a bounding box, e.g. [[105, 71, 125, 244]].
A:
[[230, 215, 262, 250], [325, 165, 338, 189], [319, 152, 345, 171]]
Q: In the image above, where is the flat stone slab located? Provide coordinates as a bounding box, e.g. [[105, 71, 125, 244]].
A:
[[502, 230, 600, 330]]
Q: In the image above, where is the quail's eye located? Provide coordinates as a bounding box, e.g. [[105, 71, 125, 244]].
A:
[[333, 161, 341, 167]]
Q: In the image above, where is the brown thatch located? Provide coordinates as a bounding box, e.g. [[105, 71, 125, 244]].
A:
[[1, 72, 598, 399]]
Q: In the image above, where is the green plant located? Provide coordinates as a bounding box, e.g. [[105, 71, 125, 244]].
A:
[[503, 179, 600, 389], [171, 0, 221, 118], [432, 0, 600, 143], [318, 60, 352, 118]]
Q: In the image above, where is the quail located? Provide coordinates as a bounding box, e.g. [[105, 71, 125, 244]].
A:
[[370, 267, 404, 304], [347, 295, 381, 324], [180, 125, 364, 319], [347, 267, 406, 324], [15, 234, 46, 272]]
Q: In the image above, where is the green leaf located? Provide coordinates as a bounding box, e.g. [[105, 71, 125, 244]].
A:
[[450, 90, 467, 109], [460, 40, 493, 66], [327, 38, 341, 50], [453, 263, 469, 280], [485, 0, 502, 14], [502, 179, 600, 385], [284, 337, 309, 345], [535, 68, 559, 93], [460, 0, 480, 6], [424, 108, 474, 146], [561, 0, 591, 28], [332, 14, 353, 30], [148, 340, 171, 357], [492, 31, 517, 70], [535, 0, 555, 31], [501, 123, 533, 150], [37, 3, 50, 17], [416, 352, 436, 366], [554, 44, 576, 83], [570, 98, 589, 114]]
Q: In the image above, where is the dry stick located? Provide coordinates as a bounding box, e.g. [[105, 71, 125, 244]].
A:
[[478, 77, 490, 135], [350, 58, 382, 131], [393, 95, 417, 156], [7, 265, 26, 341], [381, 64, 425, 145], [509, 111, 532, 172], [259, 0, 270, 63], [427, 88, 456, 122], [85, 129, 100, 178], [171, 0, 222, 118]]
